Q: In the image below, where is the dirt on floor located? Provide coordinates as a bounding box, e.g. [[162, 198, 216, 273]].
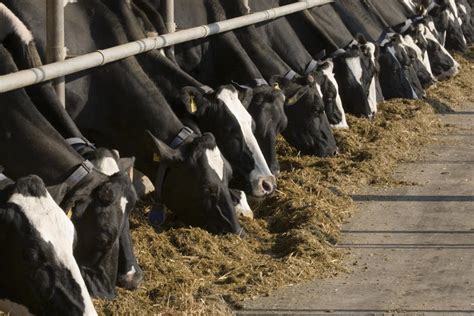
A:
[[94, 48, 472, 315]]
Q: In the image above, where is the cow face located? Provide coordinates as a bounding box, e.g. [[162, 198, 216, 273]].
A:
[[400, 33, 436, 88], [333, 43, 378, 118], [246, 84, 287, 175], [179, 86, 276, 197], [0, 175, 96, 315], [65, 171, 136, 299], [147, 132, 243, 235], [270, 76, 338, 157], [311, 61, 348, 129], [417, 22, 460, 80], [378, 38, 423, 100], [429, 0, 468, 51]]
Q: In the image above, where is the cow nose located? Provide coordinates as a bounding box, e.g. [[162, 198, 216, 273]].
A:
[[331, 147, 339, 157], [258, 175, 276, 196], [368, 111, 376, 119]]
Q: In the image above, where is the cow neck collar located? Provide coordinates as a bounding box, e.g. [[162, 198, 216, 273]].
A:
[[66, 137, 97, 156], [154, 126, 195, 201], [64, 160, 95, 190]]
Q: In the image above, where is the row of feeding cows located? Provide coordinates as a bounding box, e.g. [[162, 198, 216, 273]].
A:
[[0, 0, 471, 314]]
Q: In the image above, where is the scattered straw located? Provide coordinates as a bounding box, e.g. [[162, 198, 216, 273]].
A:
[[94, 48, 472, 315]]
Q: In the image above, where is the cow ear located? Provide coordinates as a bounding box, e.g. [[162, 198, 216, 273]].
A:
[[237, 86, 253, 109], [145, 130, 184, 163], [179, 87, 207, 116], [356, 33, 368, 45], [285, 86, 309, 106], [118, 157, 135, 181]]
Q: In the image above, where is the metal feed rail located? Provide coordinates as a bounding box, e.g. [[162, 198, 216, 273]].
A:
[[0, 0, 333, 94]]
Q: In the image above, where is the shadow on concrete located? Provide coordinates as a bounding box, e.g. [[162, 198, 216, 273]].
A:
[[352, 195, 474, 202]]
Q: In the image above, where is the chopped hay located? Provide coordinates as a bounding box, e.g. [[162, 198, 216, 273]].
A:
[[94, 48, 472, 315]]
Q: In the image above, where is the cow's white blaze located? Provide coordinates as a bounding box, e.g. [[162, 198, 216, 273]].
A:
[[205, 147, 224, 181], [0, 4, 33, 44], [217, 88, 273, 184], [0, 299, 32, 315], [8, 192, 97, 316], [365, 42, 378, 115], [95, 156, 120, 176], [345, 56, 363, 85], [321, 61, 348, 128], [120, 196, 128, 214], [234, 191, 253, 219], [401, 34, 434, 78]]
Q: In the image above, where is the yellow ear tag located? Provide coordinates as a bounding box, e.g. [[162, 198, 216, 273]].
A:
[[273, 83, 281, 91], [153, 153, 161, 163], [190, 95, 198, 113], [66, 208, 73, 219]]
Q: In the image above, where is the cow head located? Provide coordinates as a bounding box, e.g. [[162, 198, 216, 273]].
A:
[[146, 131, 243, 235], [310, 60, 349, 129], [416, 21, 460, 80], [426, 0, 468, 51], [378, 35, 424, 99], [177, 86, 276, 197], [332, 38, 378, 118], [269, 75, 338, 157], [398, 31, 436, 89], [243, 84, 287, 175], [0, 175, 96, 315], [63, 169, 136, 300]]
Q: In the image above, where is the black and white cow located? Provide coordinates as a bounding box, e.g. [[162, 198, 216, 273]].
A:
[[0, 172, 97, 315], [0, 42, 137, 299], [1, 0, 243, 235], [216, 0, 338, 157], [333, 0, 425, 99], [0, 19, 144, 289]]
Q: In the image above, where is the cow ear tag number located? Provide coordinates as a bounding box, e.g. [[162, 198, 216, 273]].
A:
[[190, 95, 198, 113]]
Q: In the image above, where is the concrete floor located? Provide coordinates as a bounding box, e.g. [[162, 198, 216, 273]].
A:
[[237, 104, 474, 316]]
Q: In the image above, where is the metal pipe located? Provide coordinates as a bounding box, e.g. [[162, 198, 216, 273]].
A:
[[46, 0, 65, 106], [165, 0, 176, 33], [0, 0, 333, 93]]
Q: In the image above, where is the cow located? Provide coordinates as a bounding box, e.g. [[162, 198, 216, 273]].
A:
[[332, 0, 426, 99], [209, 0, 338, 157], [101, 0, 278, 196], [274, 0, 378, 119], [1, 0, 244, 236], [0, 41, 138, 299], [0, 172, 97, 315], [370, 0, 460, 80], [1, 24, 144, 289]]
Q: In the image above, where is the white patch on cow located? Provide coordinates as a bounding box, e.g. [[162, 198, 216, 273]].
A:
[[402, 34, 435, 78], [365, 42, 378, 115], [63, 0, 78, 7], [400, 0, 416, 11], [345, 56, 363, 85], [9, 192, 97, 316], [0, 4, 33, 44], [0, 299, 32, 315], [95, 156, 120, 176], [234, 191, 253, 219], [447, 0, 460, 20], [321, 61, 348, 129], [126, 265, 136, 276], [427, 21, 438, 37], [120, 196, 128, 214], [0, 173, 7, 182], [217, 88, 274, 185], [205, 147, 224, 181], [459, 4, 467, 15]]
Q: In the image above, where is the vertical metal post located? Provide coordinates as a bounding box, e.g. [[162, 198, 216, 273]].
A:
[[164, 0, 175, 56], [46, 0, 66, 106]]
